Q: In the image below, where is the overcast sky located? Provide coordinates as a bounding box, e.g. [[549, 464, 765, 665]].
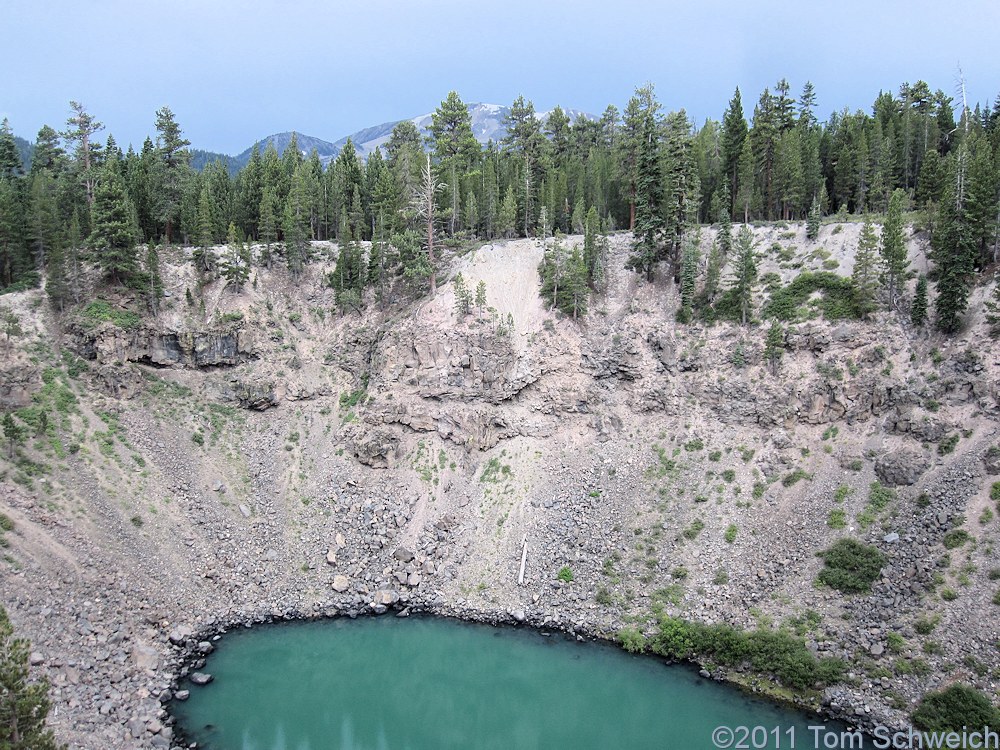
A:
[[3, 0, 998, 155]]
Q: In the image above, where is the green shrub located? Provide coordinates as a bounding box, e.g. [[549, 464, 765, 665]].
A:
[[681, 519, 705, 541], [937, 434, 959, 455], [752, 482, 766, 499], [595, 586, 613, 606], [650, 616, 843, 689], [683, 438, 704, 452], [914, 614, 939, 635], [557, 566, 574, 583], [886, 632, 906, 654], [0, 513, 13, 532], [827, 508, 847, 529], [721, 469, 736, 483], [782, 468, 812, 487], [868, 482, 896, 510], [191, 431, 204, 446], [939, 588, 957, 601], [833, 485, 853, 503], [724, 524, 738, 543], [992, 591, 1000, 606], [817, 539, 887, 593], [80, 300, 142, 330], [912, 685, 1000, 732], [618, 627, 646, 653], [990, 481, 1000, 501], [942, 529, 971, 549], [763, 271, 860, 322]]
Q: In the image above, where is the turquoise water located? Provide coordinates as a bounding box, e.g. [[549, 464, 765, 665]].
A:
[[172, 616, 843, 750]]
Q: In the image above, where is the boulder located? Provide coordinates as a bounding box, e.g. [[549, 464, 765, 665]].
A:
[[875, 450, 929, 487], [332, 575, 350, 592]]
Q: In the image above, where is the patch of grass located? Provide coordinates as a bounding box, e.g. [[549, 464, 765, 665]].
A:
[[833, 485, 853, 503], [939, 588, 957, 601], [339, 387, 367, 409], [914, 614, 939, 635], [724, 524, 738, 543], [681, 518, 705, 541], [942, 529, 971, 549], [816, 538, 886, 594], [652, 585, 684, 606], [763, 271, 860, 322], [683, 438, 704, 452], [752, 482, 765, 500], [886, 632, 906, 654], [557, 566, 574, 583], [826, 508, 847, 529], [721, 469, 736, 483], [80, 299, 142, 330], [479, 457, 512, 483], [781, 468, 812, 487], [937, 434, 959, 456]]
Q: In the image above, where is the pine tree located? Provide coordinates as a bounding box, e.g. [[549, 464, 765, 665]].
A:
[[625, 84, 666, 281], [453, 272, 472, 318], [716, 178, 733, 254], [45, 240, 69, 313], [1, 412, 24, 457], [730, 224, 758, 325], [475, 280, 487, 319], [806, 195, 821, 240], [411, 154, 444, 295], [192, 184, 216, 275], [258, 187, 278, 270], [720, 88, 749, 215], [932, 174, 976, 334], [678, 232, 699, 323], [702, 239, 722, 306], [220, 222, 250, 293], [880, 188, 908, 307], [497, 186, 517, 239], [151, 106, 191, 243], [911, 274, 929, 328], [0, 605, 64, 749], [62, 101, 103, 207], [851, 216, 880, 318], [428, 91, 479, 237], [764, 322, 784, 374], [564, 246, 589, 319], [89, 163, 136, 284]]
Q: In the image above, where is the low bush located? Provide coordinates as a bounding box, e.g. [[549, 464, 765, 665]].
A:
[[912, 684, 1000, 732], [816, 538, 886, 593]]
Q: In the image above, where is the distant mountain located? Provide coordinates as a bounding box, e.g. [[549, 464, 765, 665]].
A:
[[331, 103, 593, 160], [225, 103, 594, 171], [230, 132, 340, 172], [190, 148, 240, 174]]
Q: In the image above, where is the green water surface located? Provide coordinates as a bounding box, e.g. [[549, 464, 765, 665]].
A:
[[172, 616, 844, 750]]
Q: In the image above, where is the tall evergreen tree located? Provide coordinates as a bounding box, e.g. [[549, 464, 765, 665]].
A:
[[624, 85, 666, 281], [720, 88, 749, 215], [851, 216, 880, 318], [89, 162, 136, 284], [62, 101, 103, 208], [880, 188, 908, 308], [428, 91, 479, 237], [730, 224, 758, 325], [151, 106, 191, 243]]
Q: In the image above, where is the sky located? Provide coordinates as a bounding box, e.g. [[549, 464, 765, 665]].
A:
[[3, 0, 999, 156]]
